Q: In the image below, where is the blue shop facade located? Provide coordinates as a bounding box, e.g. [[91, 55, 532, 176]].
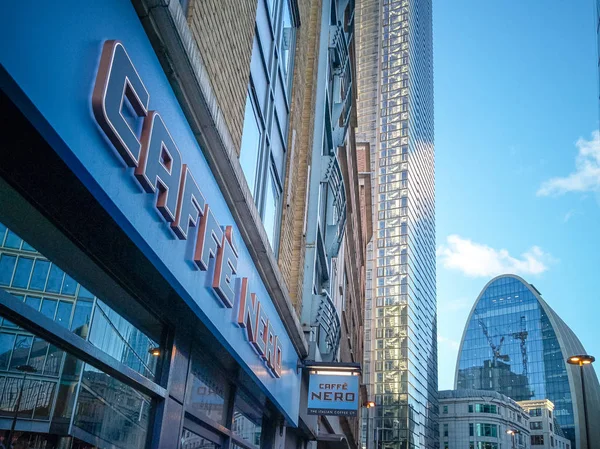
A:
[[0, 1, 303, 448]]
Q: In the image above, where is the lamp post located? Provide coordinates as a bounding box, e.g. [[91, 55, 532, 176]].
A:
[[363, 401, 375, 449], [567, 354, 595, 449], [506, 429, 520, 449], [6, 364, 37, 446]]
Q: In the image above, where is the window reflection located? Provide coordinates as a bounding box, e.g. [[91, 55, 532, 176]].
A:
[[0, 313, 152, 449], [75, 364, 152, 449], [186, 350, 230, 426], [456, 277, 578, 447], [280, 0, 294, 81], [232, 391, 262, 448], [181, 428, 219, 449], [239, 94, 262, 198], [0, 221, 161, 381], [232, 411, 261, 448], [262, 166, 281, 248]]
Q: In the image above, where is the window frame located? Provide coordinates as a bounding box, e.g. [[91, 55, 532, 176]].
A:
[[239, 0, 298, 254]]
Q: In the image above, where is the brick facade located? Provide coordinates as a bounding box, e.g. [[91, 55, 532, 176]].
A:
[[277, 0, 322, 313], [186, 0, 257, 154]]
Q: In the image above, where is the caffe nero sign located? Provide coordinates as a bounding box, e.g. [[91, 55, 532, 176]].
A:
[[307, 373, 360, 416]]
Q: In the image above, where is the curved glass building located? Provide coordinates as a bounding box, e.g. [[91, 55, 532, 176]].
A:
[[455, 274, 600, 449]]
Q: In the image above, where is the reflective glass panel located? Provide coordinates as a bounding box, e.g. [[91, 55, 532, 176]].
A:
[[456, 276, 578, 446], [0, 222, 162, 381], [181, 429, 219, 449]]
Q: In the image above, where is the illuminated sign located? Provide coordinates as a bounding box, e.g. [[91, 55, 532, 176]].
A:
[[92, 40, 282, 378], [307, 373, 360, 416]]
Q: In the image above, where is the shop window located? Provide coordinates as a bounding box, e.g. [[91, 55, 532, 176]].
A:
[[75, 364, 152, 448], [181, 428, 220, 449], [0, 333, 16, 369], [0, 222, 162, 381], [232, 411, 262, 448], [0, 310, 153, 449], [186, 350, 231, 426], [232, 389, 263, 448], [0, 254, 16, 286]]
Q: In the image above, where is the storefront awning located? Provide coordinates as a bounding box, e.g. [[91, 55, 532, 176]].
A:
[[316, 433, 351, 449]]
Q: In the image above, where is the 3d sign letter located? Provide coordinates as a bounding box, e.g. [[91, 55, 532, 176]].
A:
[[92, 40, 149, 167], [93, 40, 284, 379], [135, 111, 183, 222]]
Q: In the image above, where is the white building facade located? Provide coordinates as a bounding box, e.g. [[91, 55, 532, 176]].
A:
[[517, 400, 571, 449], [439, 389, 530, 449]]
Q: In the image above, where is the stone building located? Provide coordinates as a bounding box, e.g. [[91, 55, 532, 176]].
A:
[[517, 400, 571, 449], [439, 389, 530, 449]]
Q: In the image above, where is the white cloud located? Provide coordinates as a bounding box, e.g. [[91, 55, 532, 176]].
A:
[[437, 235, 553, 278], [437, 335, 460, 350], [537, 131, 600, 196], [563, 210, 576, 223]]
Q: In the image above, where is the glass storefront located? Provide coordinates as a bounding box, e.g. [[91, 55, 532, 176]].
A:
[[183, 347, 267, 449], [0, 217, 163, 449]]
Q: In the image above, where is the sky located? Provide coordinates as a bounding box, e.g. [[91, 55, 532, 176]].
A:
[[433, 0, 600, 390]]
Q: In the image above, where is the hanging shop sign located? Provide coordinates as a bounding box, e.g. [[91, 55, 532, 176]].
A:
[[307, 373, 360, 416]]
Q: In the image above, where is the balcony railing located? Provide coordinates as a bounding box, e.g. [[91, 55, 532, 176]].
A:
[[328, 20, 353, 148], [311, 290, 341, 360], [321, 153, 346, 258]]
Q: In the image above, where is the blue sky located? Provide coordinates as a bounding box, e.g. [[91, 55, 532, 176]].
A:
[[434, 0, 600, 390]]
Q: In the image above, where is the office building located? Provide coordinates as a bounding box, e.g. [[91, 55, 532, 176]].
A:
[[517, 400, 571, 449], [0, 0, 371, 448], [356, 0, 438, 447], [455, 274, 600, 449], [438, 389, 530, 449]]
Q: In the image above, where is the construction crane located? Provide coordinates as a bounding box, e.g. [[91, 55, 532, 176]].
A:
[[477, 314, 510, 366], [512, 316, 529, 377]]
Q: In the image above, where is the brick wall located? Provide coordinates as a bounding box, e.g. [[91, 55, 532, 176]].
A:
[[277, 0, 322, 313], [187, 0, 257, 154]]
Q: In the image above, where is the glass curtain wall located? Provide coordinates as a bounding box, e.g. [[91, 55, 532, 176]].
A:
[[456, 277, 578, 447], [357, 0, 437, 447]]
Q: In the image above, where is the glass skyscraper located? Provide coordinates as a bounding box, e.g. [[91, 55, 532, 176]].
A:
[[357, 0, 437, 448], [455, 275, 600, 449]]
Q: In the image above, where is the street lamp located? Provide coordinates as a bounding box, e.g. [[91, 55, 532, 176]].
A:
[[148, 346, 161, 357], [506, 429, 520, 449], [6, 364, 37, 446], [567, 354, 595, 449], [362, 401, 375, 449]]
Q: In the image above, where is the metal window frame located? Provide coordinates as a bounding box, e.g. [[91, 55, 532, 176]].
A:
[[0, 289, 166, 399]]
